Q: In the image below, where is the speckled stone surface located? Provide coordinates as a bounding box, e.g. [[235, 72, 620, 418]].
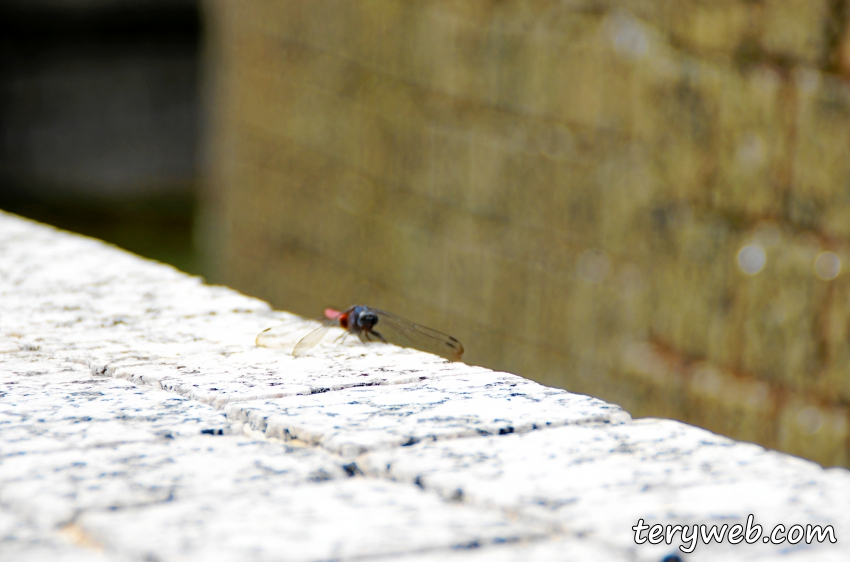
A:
[[1, 211, 849, 561]]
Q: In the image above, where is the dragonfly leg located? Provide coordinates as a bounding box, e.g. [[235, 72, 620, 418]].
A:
[[333, 331, 349, 344], [371, 330, 387, 343]]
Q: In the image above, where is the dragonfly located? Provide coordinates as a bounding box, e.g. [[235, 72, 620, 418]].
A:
[[256, 305, 464, 361]]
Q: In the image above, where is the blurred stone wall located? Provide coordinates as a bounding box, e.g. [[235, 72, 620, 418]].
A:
[[201, 0, 850, 467]]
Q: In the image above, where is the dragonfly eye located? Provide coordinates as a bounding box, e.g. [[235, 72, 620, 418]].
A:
[[360, 312, 378, 329]]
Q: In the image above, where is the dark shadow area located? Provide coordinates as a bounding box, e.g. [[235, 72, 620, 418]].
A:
[[0, 0, 202, 274]]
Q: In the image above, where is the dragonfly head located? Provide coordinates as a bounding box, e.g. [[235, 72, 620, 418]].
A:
[[352, 307, 379, 331], [360, 311, 378, 330]]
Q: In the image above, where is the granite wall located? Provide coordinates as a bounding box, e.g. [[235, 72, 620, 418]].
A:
[[200, 0, 850, 467]]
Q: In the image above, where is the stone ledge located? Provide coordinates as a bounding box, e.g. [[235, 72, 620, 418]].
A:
[[1, 210, 848, 561]]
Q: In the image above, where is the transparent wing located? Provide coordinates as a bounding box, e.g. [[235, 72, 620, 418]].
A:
[[292, 323, 335, 356], [256, 317, 336, 355], [369, 308, 464, 361], [256, 319, 312, 348]]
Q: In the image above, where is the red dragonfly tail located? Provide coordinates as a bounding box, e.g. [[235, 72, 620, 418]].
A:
[[324, 308, 343, 320]]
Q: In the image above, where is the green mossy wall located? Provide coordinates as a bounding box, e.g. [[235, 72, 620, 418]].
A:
[[202, 0, 850, 467]]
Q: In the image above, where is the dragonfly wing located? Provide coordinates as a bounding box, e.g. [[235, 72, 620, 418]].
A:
[[256, 318, 334, 352], [256, 323, 304, 349], [370, 308, 464, 361], [293, 323, 335, 356]]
